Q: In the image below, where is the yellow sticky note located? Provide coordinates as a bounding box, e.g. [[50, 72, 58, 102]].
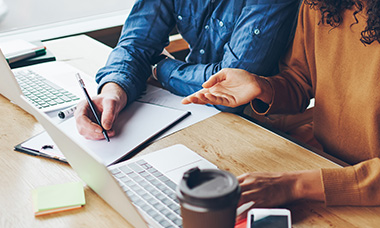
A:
[[32, 182, 85, 216]]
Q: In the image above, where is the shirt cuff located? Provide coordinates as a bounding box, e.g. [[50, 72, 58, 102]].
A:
[[97, 72, 139, 105], [155, 58, 184, 88], [321, 166, 361, 206]]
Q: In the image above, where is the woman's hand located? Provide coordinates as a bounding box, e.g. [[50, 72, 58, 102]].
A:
[[236, 170, 324, 221], [182, 68, 272, 107]]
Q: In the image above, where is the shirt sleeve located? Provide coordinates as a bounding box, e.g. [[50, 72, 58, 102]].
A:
[[95, 0, 176, 105], [156, 0, 300, 113], [321, 158, 380, 206]]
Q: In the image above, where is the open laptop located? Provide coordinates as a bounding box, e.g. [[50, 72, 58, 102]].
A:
[[9, 58, 97, 112], [0, 51, 218, 227]]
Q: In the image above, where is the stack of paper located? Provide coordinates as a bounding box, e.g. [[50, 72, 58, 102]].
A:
[[32, 182, 86, 216]]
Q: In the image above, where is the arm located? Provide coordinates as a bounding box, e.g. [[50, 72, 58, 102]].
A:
[[75, 0, 176, 139], [183, 1, 313, 115], [96, 0, 176, 106], [156, 0, 300, 113], [322, 158, 380, 206]]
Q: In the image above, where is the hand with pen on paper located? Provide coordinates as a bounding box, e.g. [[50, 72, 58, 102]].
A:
[[74, 82, 127, 141]]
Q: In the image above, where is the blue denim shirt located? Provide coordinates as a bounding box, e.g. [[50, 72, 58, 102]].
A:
[[96, 0, 300, 113]]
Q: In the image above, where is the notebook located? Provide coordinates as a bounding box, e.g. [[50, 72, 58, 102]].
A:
[[9, 60, 97, 112], [0, 49, 217, 227]]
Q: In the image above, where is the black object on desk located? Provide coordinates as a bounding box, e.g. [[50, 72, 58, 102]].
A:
[[14, 132, 67, 164]]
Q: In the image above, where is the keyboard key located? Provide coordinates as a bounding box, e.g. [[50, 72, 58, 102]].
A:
[[111, 160, 183, 227], [14, 70, 80, 109]]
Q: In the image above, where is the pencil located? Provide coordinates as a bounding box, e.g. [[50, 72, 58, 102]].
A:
[[76, 73, 110, 142]]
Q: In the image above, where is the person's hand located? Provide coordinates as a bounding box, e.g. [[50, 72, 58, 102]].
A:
[[181, 68, 272, 107], [74, 82, 127, 140], [236, 170, 324, 221]]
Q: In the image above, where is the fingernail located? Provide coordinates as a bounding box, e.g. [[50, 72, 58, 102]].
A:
[[95, 128, 102, 133], [103, 122, 111, 130]]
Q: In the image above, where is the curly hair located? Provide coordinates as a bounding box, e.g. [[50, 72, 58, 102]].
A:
[[305, 0, 380, 45]]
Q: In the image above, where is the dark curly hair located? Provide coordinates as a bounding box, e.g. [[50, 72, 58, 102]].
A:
[[305, 0, 380, 45]]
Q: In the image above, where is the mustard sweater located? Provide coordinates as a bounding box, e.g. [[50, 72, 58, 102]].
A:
[[264, 2, 380, 206]]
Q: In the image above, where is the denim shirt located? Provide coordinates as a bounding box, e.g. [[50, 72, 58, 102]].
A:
[[96, 0, 300, 113]]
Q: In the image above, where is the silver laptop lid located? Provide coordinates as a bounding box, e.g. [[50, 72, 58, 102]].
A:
[[0, 50, 34, 114], [19, 95, 150, 227], [0, 47, 149, 227]]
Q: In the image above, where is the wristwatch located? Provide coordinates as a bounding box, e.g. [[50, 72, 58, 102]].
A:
[[152, 64, 159, 80]]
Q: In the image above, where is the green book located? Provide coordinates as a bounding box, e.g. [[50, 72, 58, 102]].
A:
[[32, 182, 86, 216]]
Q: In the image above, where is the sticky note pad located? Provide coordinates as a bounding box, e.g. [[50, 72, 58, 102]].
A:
[[32, 182, 86, 216]]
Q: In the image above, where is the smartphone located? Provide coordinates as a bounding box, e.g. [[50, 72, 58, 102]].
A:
[[246, 208, 291, 228]]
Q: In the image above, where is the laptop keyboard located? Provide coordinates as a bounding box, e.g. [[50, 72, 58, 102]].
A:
[[14, 69, 80, 109], [110, 159, 182, 228]]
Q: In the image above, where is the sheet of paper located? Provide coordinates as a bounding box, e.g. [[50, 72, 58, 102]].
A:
[[21, 85, 218, 165], [58, 101, 189, 166], [138, 85, 220, 139]]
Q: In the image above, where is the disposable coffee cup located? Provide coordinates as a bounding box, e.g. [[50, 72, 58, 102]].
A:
[[177, 167, 241, 228]]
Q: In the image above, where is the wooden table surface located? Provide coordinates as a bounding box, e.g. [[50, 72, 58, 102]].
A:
[[1, 35, 379, 228]]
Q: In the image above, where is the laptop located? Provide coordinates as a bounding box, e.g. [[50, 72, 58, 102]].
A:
[[8, 59, 97, 112], [0, 50, 218, 227]]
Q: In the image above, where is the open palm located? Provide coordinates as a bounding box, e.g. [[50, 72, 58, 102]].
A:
[[182, 68, 264, 107]]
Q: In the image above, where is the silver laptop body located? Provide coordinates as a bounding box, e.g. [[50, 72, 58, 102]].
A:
[[0, 51, 217, 227]]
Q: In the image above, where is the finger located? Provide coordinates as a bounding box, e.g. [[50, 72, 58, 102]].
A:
[[74, 101, 107, 140], [204, 93, 231, 106], [77, 116, 107, 140], [195, 92, 213, 104], [181, 95, 207, 105], [181, 97, 192, 104], [202, 71, 227, 88], [101, 99, 117, 130], [237, 173, 247, 183]]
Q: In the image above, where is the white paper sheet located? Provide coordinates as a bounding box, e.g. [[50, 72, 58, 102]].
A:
[[137, 85, 220, 138]]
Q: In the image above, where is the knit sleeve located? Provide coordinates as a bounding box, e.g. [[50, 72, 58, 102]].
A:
[[322, 157, 380, 206]]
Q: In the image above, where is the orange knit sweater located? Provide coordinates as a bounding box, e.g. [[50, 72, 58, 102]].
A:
[[264, 2, 380, 206]]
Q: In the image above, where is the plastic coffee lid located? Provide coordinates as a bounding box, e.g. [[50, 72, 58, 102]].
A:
[[177, 167, 241, 209]]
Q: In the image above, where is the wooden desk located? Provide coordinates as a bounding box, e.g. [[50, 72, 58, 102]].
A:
[[1, 35, 379, 228]]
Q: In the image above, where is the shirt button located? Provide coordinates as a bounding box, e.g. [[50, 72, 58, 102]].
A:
[[199, 49, 205, 55], [253, 28, 260, 35], [204, 25, 209, 30], [177, 15, 183, 21], [219, 21, 224, 27]]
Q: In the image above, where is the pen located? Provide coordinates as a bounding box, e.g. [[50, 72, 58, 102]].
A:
[[6, 46, 46, 64], [75, 73, 110, 142], [57, 106, 77, 119]]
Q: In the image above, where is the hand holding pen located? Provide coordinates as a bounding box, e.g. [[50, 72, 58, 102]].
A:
[[76, 73, 110, 142]]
